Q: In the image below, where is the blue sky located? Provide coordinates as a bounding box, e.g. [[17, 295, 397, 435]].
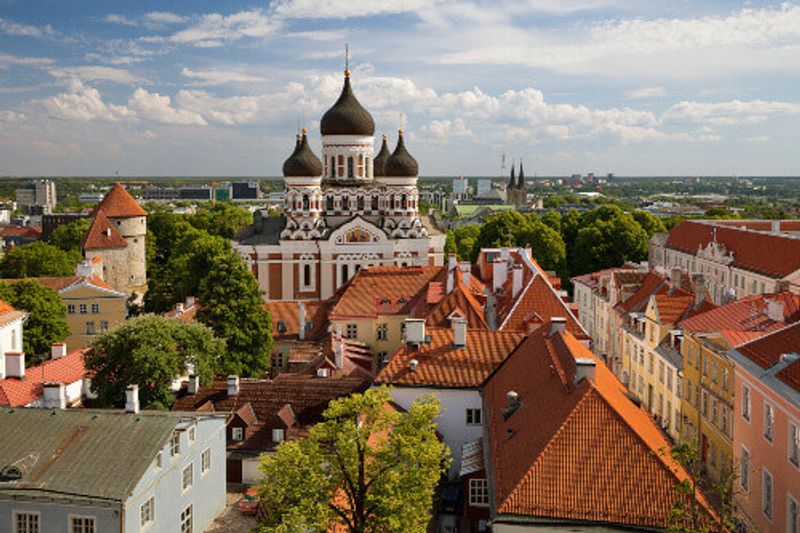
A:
[[0, 0, 798, 176]]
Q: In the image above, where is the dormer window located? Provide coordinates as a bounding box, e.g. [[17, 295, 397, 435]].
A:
[[232, 427, 244, 441], [272, 429, 285, 443], [277, 321, 287, 333]]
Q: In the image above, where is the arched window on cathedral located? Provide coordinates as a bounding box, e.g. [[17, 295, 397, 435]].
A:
[[365, 156, 371, 178], [326, 195, 334, 211], [347, 157, 354, 178], [371, 195, 379, 211], [338, 154, 345, 177], [303, 264, 311, 287], [302, 194, 310, 211], [401, 195, 408, 209], [357, 154, 364, 177], [330, 156, 335, 178], [341, 196, 349, 210], [357, 196, 364, 211]]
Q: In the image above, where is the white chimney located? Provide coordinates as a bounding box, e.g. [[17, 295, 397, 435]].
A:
[[125, 384, 140, 413], [446, 269, 454, 294], [766, 299, 785, 323], [76, 259, 94, 279], [104, 228, 111, 237], [298, 301, 306, 341], [506, 390, 519, 407], [500, 249, 510, 261], [549, 317, 567, 337], [460, 262, 471, 287], [771, 220, 781, 234], [334, 338, 344, 369], [175, 302, 185, 314], [5, 352, 25, 379], [453, 317, 467, 347], [448, 254, 457, 272], [317, 367, 330, 378], [409, 359, 419, 372], [669, 267, 683, 288], [185, 296, 196, 308], [187, 374, 200, 394], [227, 375, 240, 397], [43, 382, 66, 409], [574, 357, 596, 384], [512, 265, 523, 298], [51, 342, 67, 360], [404, 318, 426, 344], [493, 260, 508, 291]]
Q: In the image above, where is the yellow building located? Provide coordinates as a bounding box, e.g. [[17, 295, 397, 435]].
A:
[[678, 292, 800, 483]]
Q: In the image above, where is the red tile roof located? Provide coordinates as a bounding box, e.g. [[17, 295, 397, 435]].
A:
[[0, 349, 88, 407], [82, 210, 128, 250], [92, 182, 147, 218], [1, 275, 116, 293], [498, 273, 588, 338], [265, 300, 331, 341], [426, 279, 488, 329], [735, 322, 800, 393], [653, 291, 696, 324], [484, 326, 714, 529], [615, 271, 667, 314], [376, 328, 524, 389], [666, 220, 800, 278], [0, 226, 42, 239], [172, 374, 369, 452], [679, 292, 800, 346], [329, 266, 443, 319]]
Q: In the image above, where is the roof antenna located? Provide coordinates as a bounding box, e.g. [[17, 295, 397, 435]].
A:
[[345, 43, 350, 77]]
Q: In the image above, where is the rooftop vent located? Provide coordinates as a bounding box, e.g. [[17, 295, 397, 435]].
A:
[[409, 359, 419, 372]]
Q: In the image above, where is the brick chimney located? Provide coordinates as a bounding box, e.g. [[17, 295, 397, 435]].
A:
[[5, 352, 25, 379], [298, 301, 306, 341], [125, 384, 140, 414], [227, 375, 240, 397], [51, 342, 67, 360], [43, 382, 66, 409], [452, 317, 467, 348]]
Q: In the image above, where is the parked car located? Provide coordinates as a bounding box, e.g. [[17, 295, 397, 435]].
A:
[[237, 488, 261, 515]]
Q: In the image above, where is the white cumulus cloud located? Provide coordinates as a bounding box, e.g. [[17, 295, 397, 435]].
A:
[[128, 88, 207, 126]]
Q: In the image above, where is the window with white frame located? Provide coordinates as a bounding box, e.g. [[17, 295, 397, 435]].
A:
[[232, 427, 244, 441], [14, 512, 39, 533], [182, 463, 193, 491], [202, 448, 211, 474], [69, 516, 95, 533], [740, 446, 750, 492], [170, 432, 180, 456], [180, 504, 193, 533], [188, 426, 196, 445], [79, 303, 87, 314], [466, 408, 482, 426], [763, 468, 773, 519], [468, 478, 489, 507], [790, 423, 800, 468], [765, 403, 775, 442], [155, 451, 162, 469], [140, 497, 155, 528], [789, 494, 799, 533], [742, 386, 751, 421], [346, 323, 358, 339]]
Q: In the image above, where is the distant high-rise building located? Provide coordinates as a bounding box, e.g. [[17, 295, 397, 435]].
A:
[[476, 179, 491, 196], [452, 176, 468, 199], [15, 179, 56, 214], [231, 181, 260, 200]]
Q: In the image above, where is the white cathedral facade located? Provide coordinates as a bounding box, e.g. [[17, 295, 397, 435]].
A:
[[234, 68, 446, 301]]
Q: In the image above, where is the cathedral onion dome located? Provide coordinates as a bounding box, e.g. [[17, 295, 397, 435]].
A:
[[282, 129, 322, 177], [373, 134, 391, 177], [385, 130, 418, 177], [320, 72, 375, 136]]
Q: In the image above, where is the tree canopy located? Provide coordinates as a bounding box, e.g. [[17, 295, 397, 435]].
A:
[[49, 218, 91, 252], [0, 279, 70, 365], [189, 202, 252, 239], [85, 314, 223, 410], [0, 241, 81, 278], [570, 205, 649, 275], [257, 387, 450, 533]]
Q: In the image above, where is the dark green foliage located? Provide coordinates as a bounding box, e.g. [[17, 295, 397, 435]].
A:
[[189, 202, 252, 239], [49, 218, 91, 252], [0, 279, 70, 365], [570, 205, 649, 275], [0, 242, 81, 278], [85, 314, 223, 409], [631, 210, 667, 237]]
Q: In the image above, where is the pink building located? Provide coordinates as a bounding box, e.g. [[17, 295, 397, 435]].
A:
[[730, 322, 800, 533]]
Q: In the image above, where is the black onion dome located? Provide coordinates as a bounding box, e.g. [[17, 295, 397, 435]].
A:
[[282, 130, 322, 177], [373, 134, 391, 177], [320, 74, 375, 136], [385, 130, 418, 177]]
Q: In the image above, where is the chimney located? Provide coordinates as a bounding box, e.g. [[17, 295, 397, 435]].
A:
[[125, 384, 140, 414], [771, 220, 781, 234], [669, 267, 683, 288], [185, 296, 196, 308], [549, 317, 567, 337], [460, 262, 471, 287], [506, 390, 519, 407], [5, 352, 24, 379], [334, 337, 344, 369], [485, 289, 497, 331], [691, 274, 707, 307], [43, 382, 66, 409], [766, 299, 785, 323], [446, 269, 454, 294], [448, 254, 457, 272], [512, 265, 523, 298], [317, 367, 330, 378], [574, 357, 596, 384], [51, 342, 67, 360], [493, 259, 508, 291], [175, 302, 184, 314], [408, 359, 419, 372], [452, 317, 467, 348], [298, 301, 306, 341], [227, 375, 240, 397], [404, 318, 426, 344], [187, 374, 200, 394], [76, 259, 94, 279], [104, 228, 111, 237]]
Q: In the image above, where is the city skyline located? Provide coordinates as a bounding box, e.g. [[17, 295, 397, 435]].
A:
[[0, 1, 798, 177]]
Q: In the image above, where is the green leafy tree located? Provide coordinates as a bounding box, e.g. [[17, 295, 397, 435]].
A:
[[631, 210, 667, 237], [49, 218, 91, 252], [189, 202, 252, 239], [471, 212, 566, 273], [85, 314, 223, 410], [570, 205, 649, 276], [0, 242, 81, 278], [0, 279, 70, 365], [541, 210, 562, 233], [257, 387, 450, 533], [703, 207, 738, 220], [449, 224, 480, 261]]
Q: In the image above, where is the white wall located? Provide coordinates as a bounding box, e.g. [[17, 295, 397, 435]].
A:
[[390, 386, 483, 479], [0, 318, 23, 379], [242, 457, 262, 485]]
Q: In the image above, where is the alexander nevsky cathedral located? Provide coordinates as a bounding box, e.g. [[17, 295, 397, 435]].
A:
[[234, 67, 446, 301]]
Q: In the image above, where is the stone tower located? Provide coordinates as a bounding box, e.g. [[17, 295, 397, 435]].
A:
[[82, 182, 147, 299]]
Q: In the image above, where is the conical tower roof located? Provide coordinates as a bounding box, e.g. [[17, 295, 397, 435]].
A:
[[283, 130, 323, 177], [373, 134, 391, 177], [93, 182, 146, 218], [320, 73, 375, 136], [508, 162, 516, 188], [385, 130, 418, 177], [518, 160, 525, 189]]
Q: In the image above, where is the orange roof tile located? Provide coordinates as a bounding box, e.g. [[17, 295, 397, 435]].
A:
[[329, 266, 443, 319], [426, 279, 488, 329], [92, 181, 147, 218], [616, 271, 667, 314], [498, 273, 588, 338], [666, 220, 800, 278], [0, 349, 88, 407], [0, 226, 42, 239], [0, 275, 117, 294], [376, 328, 524, 389], [736, 322, 800, 390], [484, 326, 714, 529], [82, 210, 128, 250], [265, 300, 331, 341]]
